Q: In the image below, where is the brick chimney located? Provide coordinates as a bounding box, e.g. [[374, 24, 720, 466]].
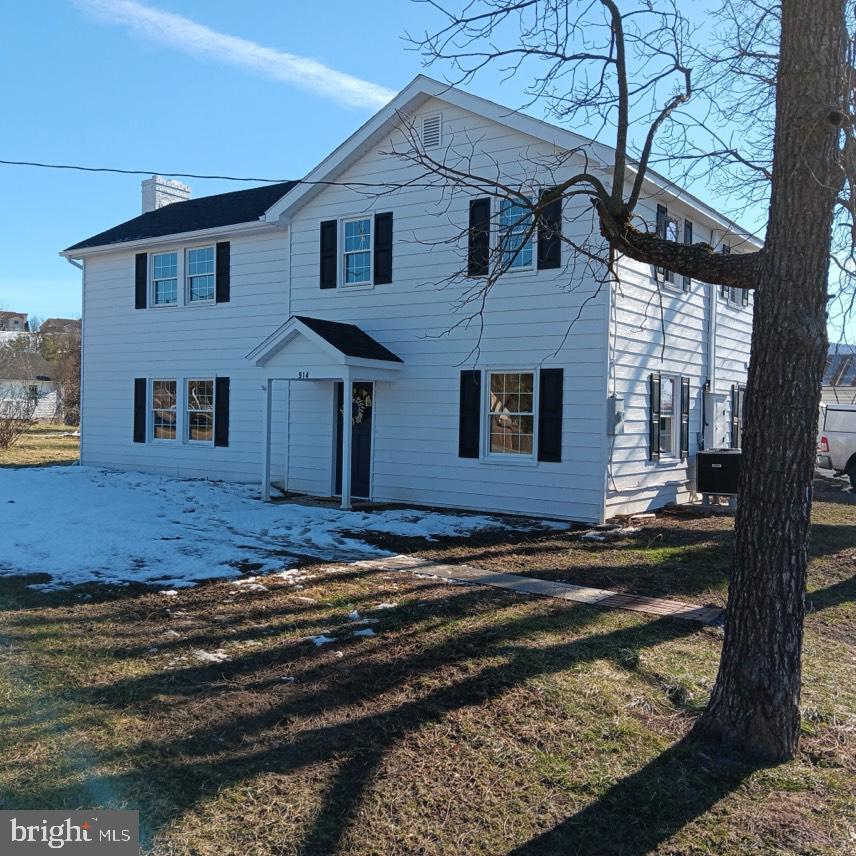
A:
[[141, 175, 192, 213]]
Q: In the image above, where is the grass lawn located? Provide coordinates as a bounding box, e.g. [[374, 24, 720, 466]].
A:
[[0, 423, 79, 468], [0, 452, 852, 853]]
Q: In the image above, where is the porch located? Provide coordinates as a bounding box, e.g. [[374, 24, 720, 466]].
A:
[[246, 315, 403, 510]]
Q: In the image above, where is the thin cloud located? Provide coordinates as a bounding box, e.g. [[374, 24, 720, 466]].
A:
[[74, 0, 396, 109]]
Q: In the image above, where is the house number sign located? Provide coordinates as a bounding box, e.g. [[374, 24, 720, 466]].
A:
[[298, 371, 310, 379]]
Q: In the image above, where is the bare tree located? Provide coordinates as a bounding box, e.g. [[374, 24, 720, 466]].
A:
[[43, 331, 81, 426], [402, 0, 851, 761]]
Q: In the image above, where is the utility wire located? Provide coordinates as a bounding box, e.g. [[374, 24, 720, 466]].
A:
[[0, 158, 290, 183]]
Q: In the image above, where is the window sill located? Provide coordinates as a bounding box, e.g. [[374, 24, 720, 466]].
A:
[[480, 453, 539, 467]]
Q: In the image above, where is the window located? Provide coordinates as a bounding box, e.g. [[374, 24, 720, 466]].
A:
[[152, 252, 178, 305], [186, 246, 215, 302], [659, 376, 678, 457], [27, 384, 39, 401], [186, 379, 214, 442], [656, 204, 680, 286], [488, 371, 535, 455], [499, 199, 533, 269], [731, 384, 746, 449], [343, 217, 372, 285], [151, 380, 177, 439]]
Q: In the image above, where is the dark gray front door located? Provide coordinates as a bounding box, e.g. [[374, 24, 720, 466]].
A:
[[335, 382, 373, 499]]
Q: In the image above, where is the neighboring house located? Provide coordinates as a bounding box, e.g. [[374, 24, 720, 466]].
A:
[[0, 311, 28, 333], [40, 318, 81, 336], [0, 352, 57, 420], [61, 76, 754, 522], [823, 345, 856, 405]]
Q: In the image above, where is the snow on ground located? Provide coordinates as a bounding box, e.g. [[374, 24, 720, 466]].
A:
[[0, 466, 567, 590]]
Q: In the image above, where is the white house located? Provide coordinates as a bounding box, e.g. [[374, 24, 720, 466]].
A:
[[61, 77, 754, 523], [0, 351, 58, 421]]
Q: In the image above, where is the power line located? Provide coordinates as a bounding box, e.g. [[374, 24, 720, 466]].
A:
[[0, 158, 290, 184]]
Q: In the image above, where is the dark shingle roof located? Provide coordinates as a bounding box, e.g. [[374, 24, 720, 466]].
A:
[[0, 351, 54, 382], [295, 316, 403, 363], [65, 181, 298, 252]]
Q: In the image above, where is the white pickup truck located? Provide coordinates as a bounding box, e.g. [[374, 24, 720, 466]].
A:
[[817, 404, 856, 489]]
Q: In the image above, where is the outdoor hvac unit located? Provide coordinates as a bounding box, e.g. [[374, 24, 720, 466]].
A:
[[696, 449, 742, 495]]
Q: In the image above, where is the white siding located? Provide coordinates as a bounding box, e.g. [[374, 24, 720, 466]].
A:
[[80, 229, 291, 482], [605, 204, 753, 516], [279, 99, 610, 521]]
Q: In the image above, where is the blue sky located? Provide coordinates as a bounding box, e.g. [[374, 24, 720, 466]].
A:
[[0, 1, 848, 340]]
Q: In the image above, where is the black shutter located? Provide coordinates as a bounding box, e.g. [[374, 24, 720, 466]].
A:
[[214, 377, 230, 447], [319, 220, 337, 289], [655, 204, 667, 279], [649, 372, 662, 461], [680, 376, 690, 459], [133, 378, 146, 443], [537, 189, 562, 270], [374, 212, 393, 284], [537, 368, 563, 462], [730, 384, 740, 449], [467, 198, 490, 277], [720, 245, 731, 300], [741, 287, 749, 307], [682, 221, 693, 292], [135, 253, 147, 309], [458, 370, 481, 458], [215, 241, 231, 303]]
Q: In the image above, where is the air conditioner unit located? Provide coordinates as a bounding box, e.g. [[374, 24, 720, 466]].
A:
[[696, 449, 742, 495]]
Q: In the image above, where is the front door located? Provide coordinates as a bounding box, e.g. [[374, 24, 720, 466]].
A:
[[335, 382, 373, 499]]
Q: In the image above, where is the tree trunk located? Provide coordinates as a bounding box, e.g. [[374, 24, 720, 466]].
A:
[[693, 0, 846, 761]]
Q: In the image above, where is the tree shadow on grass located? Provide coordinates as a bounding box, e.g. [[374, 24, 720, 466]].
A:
[[505, 734, 764, 856], [3, 576, 740, 855]]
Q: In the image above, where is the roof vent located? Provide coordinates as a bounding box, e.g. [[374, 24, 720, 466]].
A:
[[421, 114, 442, 150], [141, 175, 192, 214]]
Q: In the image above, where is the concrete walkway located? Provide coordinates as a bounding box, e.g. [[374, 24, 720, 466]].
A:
[[352, 554, 724, 625]]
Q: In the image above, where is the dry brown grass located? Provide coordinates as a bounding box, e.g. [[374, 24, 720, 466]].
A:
[[0, 423, 79, 467], [0, 475, 852, 854]]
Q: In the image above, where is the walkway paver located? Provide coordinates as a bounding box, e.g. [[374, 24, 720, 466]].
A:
[[350, 554, 724, 625]]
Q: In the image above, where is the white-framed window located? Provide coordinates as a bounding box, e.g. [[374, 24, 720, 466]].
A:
[[343, 217, 372, 285], [499, 198, 534, 270], [151, 379, 177, 440], [152, 252, 178, 305], [487, 371, 536, 456], [186, 246, 215, 302], [661, 217, 680, 287], [186, 378, 214, 442], [659, 375, 679, 458]]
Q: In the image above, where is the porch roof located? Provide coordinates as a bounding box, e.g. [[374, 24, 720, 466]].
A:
[[246, 315, 403, 378]]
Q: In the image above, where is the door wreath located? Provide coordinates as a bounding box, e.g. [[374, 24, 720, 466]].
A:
[[348, 387, 372, 425]]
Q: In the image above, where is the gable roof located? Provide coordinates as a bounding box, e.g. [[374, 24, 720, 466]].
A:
[[64, 181, 297, 253], [263, 75, 760, 248], [293, 316, 403, 363], [0, 351, 54, 382]]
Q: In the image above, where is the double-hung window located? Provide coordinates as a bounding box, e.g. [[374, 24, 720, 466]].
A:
[[152, 252, 178, 305], [488, 371, 535, 455], [343, 217, 372, 285], [499, 199, 533, 269], [152, 380, 177, 439], [659, 375, 677, 457], [186, 379, 214, 442], [186, 247, 215, 302]]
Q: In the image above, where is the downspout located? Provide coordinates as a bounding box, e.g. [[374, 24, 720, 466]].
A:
[[64, 256, 84, 456]]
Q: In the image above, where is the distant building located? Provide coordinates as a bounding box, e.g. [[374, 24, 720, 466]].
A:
[[0, 351, 57, 420], [40, 318, 81, 336], [0, 311, 28, 332]]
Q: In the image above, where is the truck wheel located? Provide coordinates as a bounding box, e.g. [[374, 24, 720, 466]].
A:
[[849, 464, 856, 491]]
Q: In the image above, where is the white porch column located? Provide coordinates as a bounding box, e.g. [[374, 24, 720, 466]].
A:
[[261, 379, 272, 502], [339, 370, 353, 511]]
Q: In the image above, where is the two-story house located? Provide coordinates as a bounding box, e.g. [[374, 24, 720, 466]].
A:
[[62, 76, 755, 523]]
